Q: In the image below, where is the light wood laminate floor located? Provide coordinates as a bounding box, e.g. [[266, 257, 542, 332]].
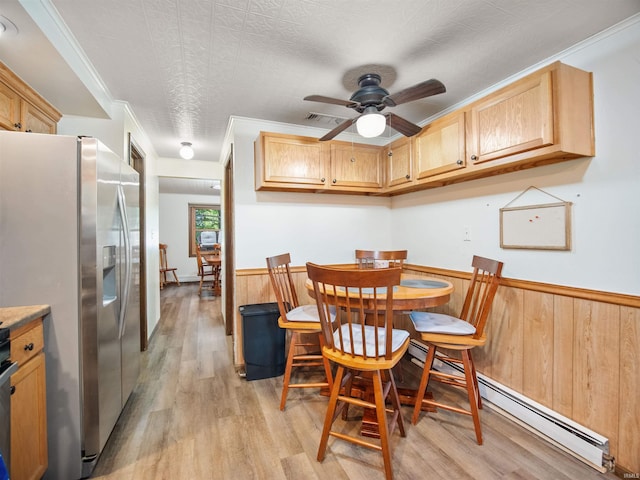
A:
[[90, 284, 617, 480]]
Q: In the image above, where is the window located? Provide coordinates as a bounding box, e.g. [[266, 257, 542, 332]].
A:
[[189, 204, 220, 256]]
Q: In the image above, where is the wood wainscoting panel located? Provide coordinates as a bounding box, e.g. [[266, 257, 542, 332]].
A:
[[552, 295, 574, 417], [618, 306, 640, 473], [573, 299, 620, 461], [482, 286, 524, 390], [523, 290, 554, 406]]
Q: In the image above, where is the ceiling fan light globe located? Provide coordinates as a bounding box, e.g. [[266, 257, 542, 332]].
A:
[[356, 112, 386, 138], [179, 142, 194, 160]]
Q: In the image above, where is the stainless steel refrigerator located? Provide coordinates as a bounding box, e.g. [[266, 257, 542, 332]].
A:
[[0, 131, 141, 479]]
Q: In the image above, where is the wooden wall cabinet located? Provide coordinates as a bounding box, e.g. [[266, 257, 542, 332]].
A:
[[414, 110, 466, 182], [467, 61, 594, 169], [0, 61, 61, 134], [255, 132, 384, 193], [254, 131, 328, 191], [384, 136, 413, 190], [327, 140, 383, 191], [10, 318, 48, 480]]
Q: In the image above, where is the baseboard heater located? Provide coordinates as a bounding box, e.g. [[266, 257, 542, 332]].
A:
[[408, 339, 612, 473]]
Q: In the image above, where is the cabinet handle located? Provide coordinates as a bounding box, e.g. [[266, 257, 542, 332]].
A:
[[350, 157, 356, 163], [332, 179, 337, 184], [457, 159, 463, 165], [10, 386, 15, 395], [24, 342, 34, 351], [320, 178, 325, 183], [26, 129, 32, 133], [14, 122, 22, 130], [470, 155, 478, 161], [405, 174, 410, 179]]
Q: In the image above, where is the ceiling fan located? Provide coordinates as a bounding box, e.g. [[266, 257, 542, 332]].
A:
[[304, 73, 446, 141]]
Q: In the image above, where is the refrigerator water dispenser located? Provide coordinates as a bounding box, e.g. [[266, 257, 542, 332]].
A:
[[102, 245, 117, 306]]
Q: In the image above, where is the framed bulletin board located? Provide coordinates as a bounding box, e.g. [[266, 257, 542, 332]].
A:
[[500, 201, 572, 250]]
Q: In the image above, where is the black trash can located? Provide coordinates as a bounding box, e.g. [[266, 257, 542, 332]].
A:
[[240, 302, 285, 381]]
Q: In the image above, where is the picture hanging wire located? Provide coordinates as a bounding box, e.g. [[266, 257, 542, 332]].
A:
[[502, 185, 572, 209]]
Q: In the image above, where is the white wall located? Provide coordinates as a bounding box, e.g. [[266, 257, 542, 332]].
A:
[[158, 192, 221, 281], [228, 17, 640, 296], [231, 118, 393, 270]]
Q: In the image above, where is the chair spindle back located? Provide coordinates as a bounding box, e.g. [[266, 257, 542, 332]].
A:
[[460, 255, 503, 338], [307, 263, 402, 361], [266, 253, 300, 319]]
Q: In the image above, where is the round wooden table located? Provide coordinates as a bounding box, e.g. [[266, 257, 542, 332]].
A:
[[306, 271, 453, 437]]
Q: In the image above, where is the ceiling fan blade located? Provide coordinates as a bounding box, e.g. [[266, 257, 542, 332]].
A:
[[304, 95, 358, 108], [319, 118, 357, 141], [383, 79, 446, 107], [385, 113, 422, 137]]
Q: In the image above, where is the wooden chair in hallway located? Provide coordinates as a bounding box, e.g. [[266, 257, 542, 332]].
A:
[[266, 253, 333, 411], [409, 255, 503, 445], [196, 245, 216, 296], [306, 262, 409, 480], [356, 249, 407, 269], [159, 243, 180, 289]]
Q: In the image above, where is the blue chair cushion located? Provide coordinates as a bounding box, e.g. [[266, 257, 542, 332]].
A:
[[333, 325, 410, 356], [410, 311, 476, 335], [286, 304, 336, 322]]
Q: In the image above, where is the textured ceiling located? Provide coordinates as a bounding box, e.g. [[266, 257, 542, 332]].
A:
[[2, 1, 640, 163], [158, 177, 221, 195]]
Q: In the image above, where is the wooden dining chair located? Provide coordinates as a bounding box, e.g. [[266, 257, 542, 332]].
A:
[[356, 249, 407, 269], [266, 253, 333, 411], [409, 255, 503, 445], [159, 243, 180, 289], [196, 245, 216, 296], [306, 262, 409, 480]]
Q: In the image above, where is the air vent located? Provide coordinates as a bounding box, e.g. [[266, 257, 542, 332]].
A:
[[305, 112, 349, 126]]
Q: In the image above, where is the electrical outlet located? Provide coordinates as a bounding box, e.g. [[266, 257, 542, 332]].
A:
[[464, 226, 471, 241]]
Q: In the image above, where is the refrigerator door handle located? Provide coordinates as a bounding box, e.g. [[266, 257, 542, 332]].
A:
[[116, 184, 132, 339]]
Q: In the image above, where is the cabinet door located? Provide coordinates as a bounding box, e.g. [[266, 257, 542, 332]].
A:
[[415, 111, 466, 179], [259, 133, 327, 187], [11, 352, 48, 480], [0, 82, 20, 131], [329, 142, 383, 189], [470, 71, 553, 164], [386, 136, 413, 187], [21, 101, 58, 134]]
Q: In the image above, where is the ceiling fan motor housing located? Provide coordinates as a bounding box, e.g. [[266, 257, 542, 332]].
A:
[[350, 74, 389, 112]]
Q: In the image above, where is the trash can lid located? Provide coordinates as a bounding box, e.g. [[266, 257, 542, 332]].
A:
[[239, 302, 280, 316]]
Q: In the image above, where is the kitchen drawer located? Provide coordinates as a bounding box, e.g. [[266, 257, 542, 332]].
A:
[[10, 319, 44, 366]]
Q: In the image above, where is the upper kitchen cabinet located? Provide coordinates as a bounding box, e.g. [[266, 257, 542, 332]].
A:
[[384, 136, 414, 190], [0, 62, 61, 134], [414, 110, 466, 182], [328, 140, 384, 191], [467, 61, 594, 168], [254, 131, 328, 192], [255, 131, 384, 194]]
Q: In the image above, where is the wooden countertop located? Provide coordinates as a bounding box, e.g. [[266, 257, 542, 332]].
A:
[[0, 305, 50, 331]]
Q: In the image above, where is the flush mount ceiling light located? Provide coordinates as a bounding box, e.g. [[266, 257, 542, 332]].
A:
[[179, 142, 194, 160], [356, 106, 386, 138]]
